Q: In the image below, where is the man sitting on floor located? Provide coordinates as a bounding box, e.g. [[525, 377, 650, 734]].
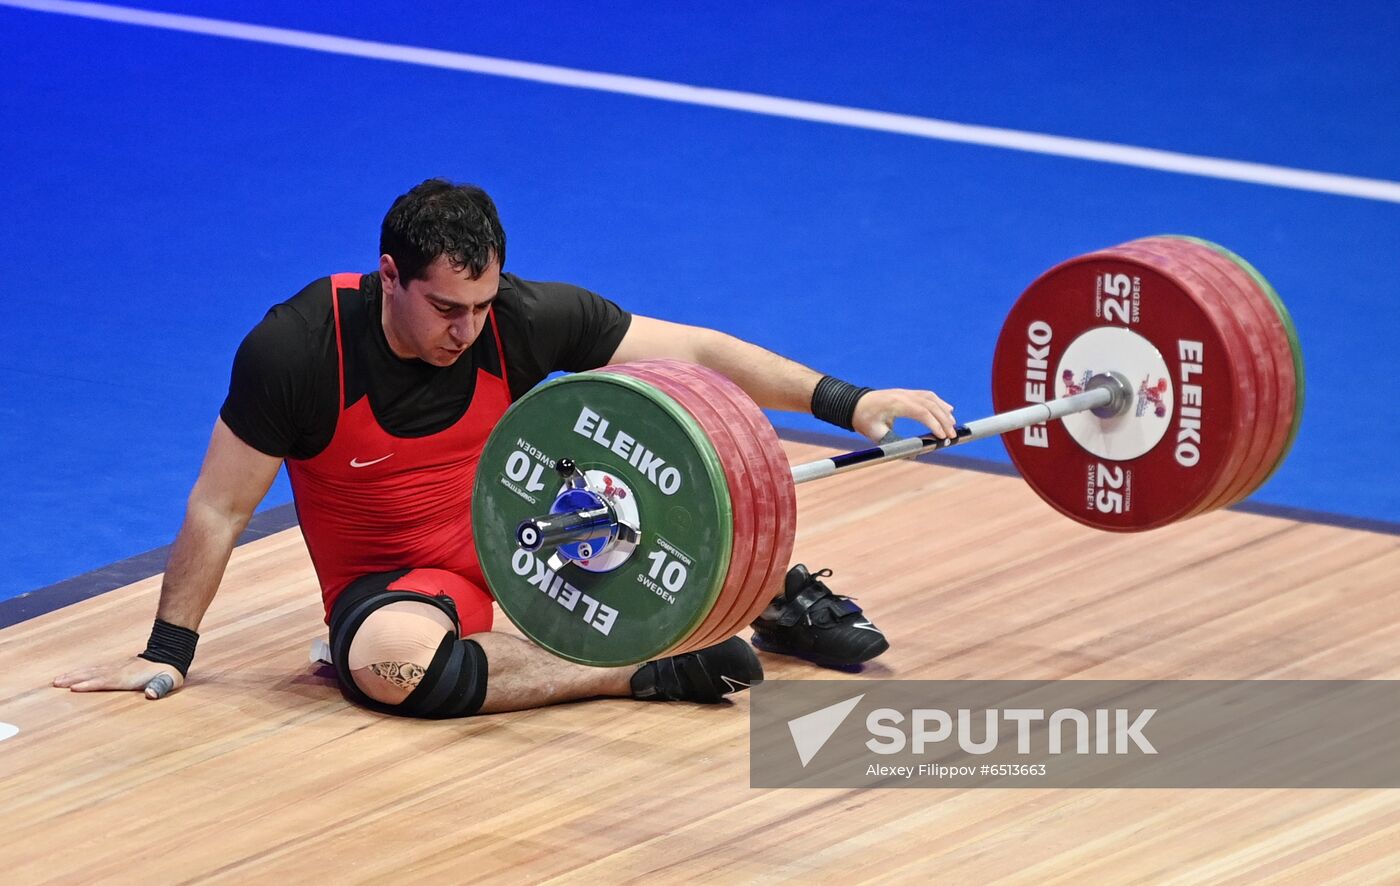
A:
[[54, 179, 955, 717]]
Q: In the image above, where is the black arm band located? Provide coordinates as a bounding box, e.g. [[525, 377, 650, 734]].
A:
[[138, 618, 199, 678], [811, 375, 873, 431]]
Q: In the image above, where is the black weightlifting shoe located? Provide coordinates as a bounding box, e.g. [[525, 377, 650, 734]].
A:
[[750, 565, 889, 669], [631, 636, 763, 703]]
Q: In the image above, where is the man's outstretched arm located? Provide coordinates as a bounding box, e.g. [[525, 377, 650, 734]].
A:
[[609, 315, 956, 441], [53, 418, 283, 698]]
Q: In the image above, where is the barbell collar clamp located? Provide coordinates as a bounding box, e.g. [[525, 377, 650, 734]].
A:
[[515, 506, 615, 552], [556, 457, 589, 490], [1085, 371, 1133, 419]]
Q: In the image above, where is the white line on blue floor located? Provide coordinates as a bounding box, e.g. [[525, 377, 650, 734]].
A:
[[5, 0, 1400, 203]]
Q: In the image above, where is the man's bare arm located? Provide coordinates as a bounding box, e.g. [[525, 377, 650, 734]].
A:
[[609, 315, 956, 441], [154, 419, 284, 628], [53, 419, 282, 697]]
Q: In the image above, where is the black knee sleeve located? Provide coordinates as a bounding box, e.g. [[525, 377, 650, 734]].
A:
[[328, 570, 488, 718], [398, 633, 490, 719]]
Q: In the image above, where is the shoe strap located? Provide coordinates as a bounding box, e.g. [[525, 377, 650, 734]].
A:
[[775, 584, 864, 627]]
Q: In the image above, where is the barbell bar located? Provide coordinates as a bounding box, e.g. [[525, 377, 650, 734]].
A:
[[518, 373, 1131, 553]]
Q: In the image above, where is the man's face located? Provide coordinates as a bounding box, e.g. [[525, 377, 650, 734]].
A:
[[380, 254, 500, 367]]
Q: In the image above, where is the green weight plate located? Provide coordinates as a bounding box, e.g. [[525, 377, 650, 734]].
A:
[[472, 370, 733, 666], [1163, 236, 1304, 488]]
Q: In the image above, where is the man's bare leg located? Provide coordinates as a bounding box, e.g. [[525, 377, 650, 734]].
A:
[[470, 633, 763, 711], [346, 601, 761, 715], [347, 603, 632, 711], [471, 632, 634, 713]]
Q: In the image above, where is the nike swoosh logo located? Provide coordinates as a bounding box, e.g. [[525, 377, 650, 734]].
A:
[[350, 454, 394, 468], [720, 676, 750, 693], [850, 620, 882, 633]]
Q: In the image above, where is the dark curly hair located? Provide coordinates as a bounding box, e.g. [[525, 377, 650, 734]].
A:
[[380, 178, 507, 282]]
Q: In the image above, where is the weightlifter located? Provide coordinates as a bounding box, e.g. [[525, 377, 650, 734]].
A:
[[54, 179, 956, 718]]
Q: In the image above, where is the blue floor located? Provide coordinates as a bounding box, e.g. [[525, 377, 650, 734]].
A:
[[3, 1, 1398, 600]]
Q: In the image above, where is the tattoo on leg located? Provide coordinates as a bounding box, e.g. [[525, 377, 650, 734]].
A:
[[369, 661, 426, 690]]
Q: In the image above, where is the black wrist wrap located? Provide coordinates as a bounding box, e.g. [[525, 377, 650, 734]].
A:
[[138, 619, 199, 678], [811, 375, 873, 431]]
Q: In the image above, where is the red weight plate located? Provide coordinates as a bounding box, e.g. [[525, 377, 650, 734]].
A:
[[1189, 240, 1305, 488], [618, 365, 759, 650], [1095, 241, 1261, 520], [1120, 238, 1283, 517], [627, 360, 795, 647], [1158, 236, 1301, 502], [716, 391, 795, 635], [623, 363, 763, 654], [1159, 240, 1288, 503], [627, 361, 789, 650], [606, 362, 764, 651], [599, 363, 758, 655], [1144, 237, 1296, 510], [705, 376, 795, 642], [992, 246, 1255, 530], [602, 361, 750, 649]]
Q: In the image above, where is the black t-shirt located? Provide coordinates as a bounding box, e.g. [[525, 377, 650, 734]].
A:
[[220, 272, 632, 459]]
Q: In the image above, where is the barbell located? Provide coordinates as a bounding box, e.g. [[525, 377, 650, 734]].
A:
[[470, 236, 1304, 666]]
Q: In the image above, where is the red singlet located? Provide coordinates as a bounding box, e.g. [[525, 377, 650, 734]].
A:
[[286, 273, 512, 620]]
